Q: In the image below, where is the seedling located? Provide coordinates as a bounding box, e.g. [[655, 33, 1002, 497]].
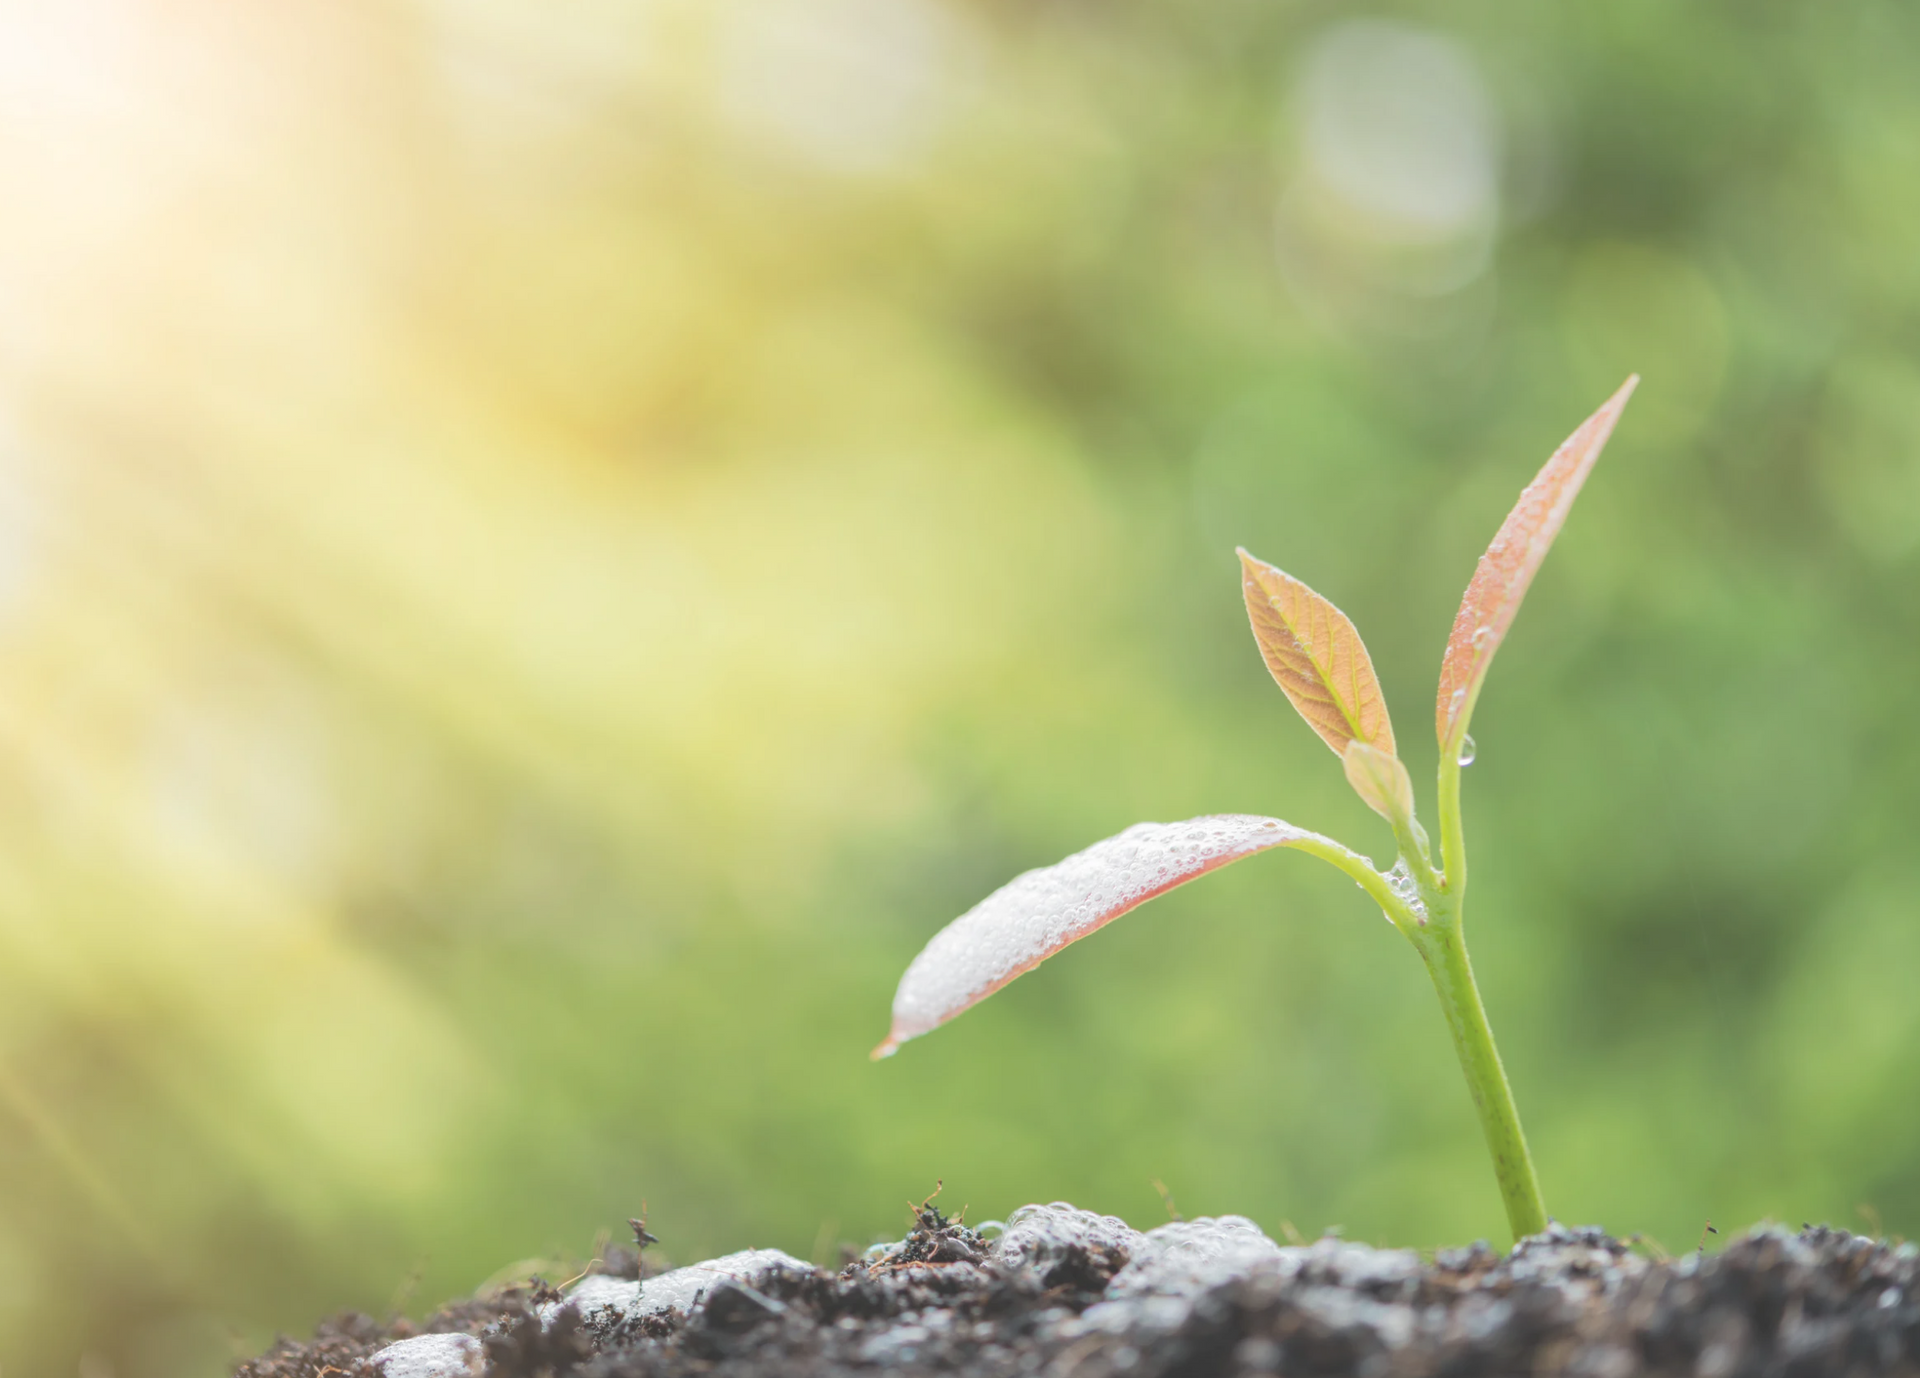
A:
[[874, 378, 1639, 1243]]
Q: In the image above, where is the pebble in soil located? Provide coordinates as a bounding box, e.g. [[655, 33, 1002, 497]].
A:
[[238, 1206, 1920, 1377]]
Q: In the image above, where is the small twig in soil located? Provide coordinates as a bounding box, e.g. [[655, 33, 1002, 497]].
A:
[[809, 1217, 840, 1268], [1151, 1179, 1183, 1222], [909, 1180, 944, 1222], [1626, 1232, 1670, 1262], [630, 1203, 660, 1278], [388, 1257, 428, 1317]]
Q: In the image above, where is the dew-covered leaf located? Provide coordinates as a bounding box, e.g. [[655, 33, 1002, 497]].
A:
[[874, 815, 1338, 1057], [1239, 550, 1395, 758], [1436, 377, 1637, 755], [1343, 740, 1414, 824]]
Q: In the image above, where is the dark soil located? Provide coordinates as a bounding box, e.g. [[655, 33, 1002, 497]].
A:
[[239, 1203, 1920, 1378]]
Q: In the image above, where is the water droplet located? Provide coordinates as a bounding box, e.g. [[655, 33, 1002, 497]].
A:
[[1456, 734, 1477, 767], [1470, 626, 1491, 648], [1383, 858, 1428, 922]]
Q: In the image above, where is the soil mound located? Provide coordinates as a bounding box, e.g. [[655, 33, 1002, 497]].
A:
[[240, 1202, 1920, 1377]]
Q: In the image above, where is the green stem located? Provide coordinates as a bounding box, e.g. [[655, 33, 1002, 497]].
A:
[[1413, 911, 1546, 1241], [1427, 732, 1543, 1238], [1318, 740, 1546, 1241]]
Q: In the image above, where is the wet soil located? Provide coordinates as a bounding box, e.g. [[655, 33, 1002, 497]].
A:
[[239, 1202, 1920, 1378]]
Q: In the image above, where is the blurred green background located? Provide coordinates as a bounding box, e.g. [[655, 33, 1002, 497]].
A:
[[2, 1, 1918, 1373]]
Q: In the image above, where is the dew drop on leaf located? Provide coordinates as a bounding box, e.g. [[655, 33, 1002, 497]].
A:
[[1457, 734, 1477, 766]]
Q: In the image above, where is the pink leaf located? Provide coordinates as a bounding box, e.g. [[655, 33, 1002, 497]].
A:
[[1436, 377, 1638, 755], [1239, 550, 1396, 760], [874, 815, 1327, 1058]]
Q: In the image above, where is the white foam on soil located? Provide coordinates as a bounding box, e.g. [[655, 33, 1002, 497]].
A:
[[544, 1248, 815, 1326], [563, 1272, 642, 1318], [885, 816, 1312, 1046], [365, 1332, 482, 1378], [1065, 1214, 1423, 1339], [637, 1249, 813, 1315], [1108, 1215, 1292, 1297], [992, 1202, 1144, 1273]]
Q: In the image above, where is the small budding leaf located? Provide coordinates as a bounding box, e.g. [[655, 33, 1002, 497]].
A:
[[1436, 377, 1638, 757], [874, 815, 1338, 1058], [1343, 740, 1414, 825], [1239, 549, 1395, 759]]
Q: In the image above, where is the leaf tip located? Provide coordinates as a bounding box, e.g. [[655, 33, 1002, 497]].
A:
[[1595, 374, 1639, 430], [1564, 375, 1639, 476], [870, 1035, 901, 1061], [1570, 377, 1638, 461]]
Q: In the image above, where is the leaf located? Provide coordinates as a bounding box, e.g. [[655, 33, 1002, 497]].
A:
[[1343, 741, 1414, 825], [873, 815, 1334, 1058], [1239, 550, 1396, 759], [1436, 377, 1638, 755]]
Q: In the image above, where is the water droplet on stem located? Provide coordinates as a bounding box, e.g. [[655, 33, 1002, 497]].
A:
[[1383, 858, 1428, 922], [1456, 734, 1477, 766]]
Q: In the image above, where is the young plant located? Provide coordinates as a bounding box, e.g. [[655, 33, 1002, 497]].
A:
[[873, 378, 1638, 1243]]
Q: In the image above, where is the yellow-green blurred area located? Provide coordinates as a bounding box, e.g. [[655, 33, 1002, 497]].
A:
[[3, 1, 1919, 1372]]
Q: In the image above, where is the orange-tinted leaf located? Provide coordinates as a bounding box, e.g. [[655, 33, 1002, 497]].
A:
[[1436, 377, 1637, 754], [1343, 740, 1414, 824], [873, 815, 1332, 1058], [1239, 550, 1395, 759]]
